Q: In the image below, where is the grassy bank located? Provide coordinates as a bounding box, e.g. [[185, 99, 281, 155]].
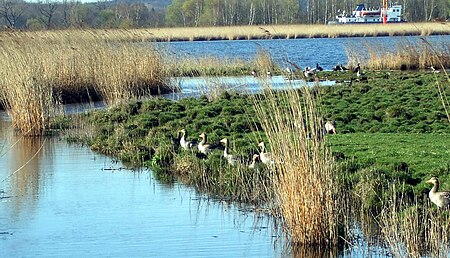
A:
[[61, 69, 450, 252], [62, 70, 450, 201]]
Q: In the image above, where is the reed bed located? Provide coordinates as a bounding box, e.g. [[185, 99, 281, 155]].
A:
[[7, 23, 448, 42], [378, 183, 450, 257], [252, 86, 346, 246], [166, 48, 277, 78], [347, 38, 450, 70], [1, 23, 447, 44], [0, 30, 170, 135]]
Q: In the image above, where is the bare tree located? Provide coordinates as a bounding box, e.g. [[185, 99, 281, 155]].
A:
[[0, 0, 26, 28], [38, 0, 57, 29]]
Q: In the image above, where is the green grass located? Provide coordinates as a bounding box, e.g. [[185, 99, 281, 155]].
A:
[[329, 133, 450, 174], [319, 70, 450, 134], [61, 70, 450, 206], [328, 133, 450, 194]]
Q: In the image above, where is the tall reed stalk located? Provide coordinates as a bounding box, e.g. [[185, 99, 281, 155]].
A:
[[0, 43, 56, 136], [0, 30, 170, 135], [346, 39, 450, 70], [379, 183, 450, 257], [252, 86, 344, 246]]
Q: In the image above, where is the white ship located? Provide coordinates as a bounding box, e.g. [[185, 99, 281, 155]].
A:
[[335, 3, 404, 24]]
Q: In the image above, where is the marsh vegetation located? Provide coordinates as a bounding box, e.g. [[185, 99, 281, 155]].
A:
[[0, 30, 172, 135], [2, 27, 450, 256], [61, 68, 450, 255]]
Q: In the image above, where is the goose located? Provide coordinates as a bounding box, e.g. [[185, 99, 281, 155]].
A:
[[179, 129, 197, 150], [353, 63, 368, 82], [324, 121, 337, 134], [219, 138, 240, 165], [248, 154, 260, 169], [198, 133, 222, 155], [316, 63, 324, 71], [258, 141, 275, 165], [251, 70, 258, 77], [429, 66, 440, 74], [304, 66, 317, 78], [427, 176, 450, 208], [353, 63, 362, 76], [332, 63, 348, 72]]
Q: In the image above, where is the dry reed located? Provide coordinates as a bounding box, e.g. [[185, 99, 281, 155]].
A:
[[252, 85, 344, 246], [378, 183, 450, 257], [346, 39, 450, 70], [0, 30, 170, 135], [5, 23, 446, 43]]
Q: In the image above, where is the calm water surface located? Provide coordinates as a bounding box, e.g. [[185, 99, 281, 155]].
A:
[[158, 35, 450, 70], [0, 116, 281, 257]]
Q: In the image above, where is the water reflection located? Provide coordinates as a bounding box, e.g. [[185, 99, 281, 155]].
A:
[[8, 137, 51, 219], [0, 116, 283, 257]]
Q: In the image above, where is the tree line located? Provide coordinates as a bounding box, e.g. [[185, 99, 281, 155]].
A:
[[0, 0, 448, 30]]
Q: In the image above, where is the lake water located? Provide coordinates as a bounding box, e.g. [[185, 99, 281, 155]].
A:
[[158, 35, 450, 70], [3, 35, 447, 257], [0, 116, 283, 257], [0, 117, 388, 257]]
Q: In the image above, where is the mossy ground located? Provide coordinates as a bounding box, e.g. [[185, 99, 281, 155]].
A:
[[61, 70, 450, 208]]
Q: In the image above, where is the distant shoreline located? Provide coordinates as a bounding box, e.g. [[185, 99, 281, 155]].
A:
[[2, 22, 448, 43], [126, 22, 450, 42]]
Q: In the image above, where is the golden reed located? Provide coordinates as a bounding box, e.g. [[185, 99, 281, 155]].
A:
[[252, 86, 345, 246], [0, 30, 169, 135]]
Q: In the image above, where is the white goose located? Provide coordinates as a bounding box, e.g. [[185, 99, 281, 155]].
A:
[[304, 66, 317, 78], [179, 129, 197, 150], [427, 176, 450, 208], [248, 154, 260, 169], [258, 141, 275, 165], [219, 138, 239, 166]]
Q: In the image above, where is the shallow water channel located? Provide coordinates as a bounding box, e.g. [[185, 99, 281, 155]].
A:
[[0, 115, 283, 257]]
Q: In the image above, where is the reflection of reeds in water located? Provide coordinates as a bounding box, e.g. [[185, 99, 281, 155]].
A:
[[379, 183, 450, 257], [7, 137, 50, 217], [252, 86, 345, 246]]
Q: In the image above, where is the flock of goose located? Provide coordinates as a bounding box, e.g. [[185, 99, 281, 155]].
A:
[[179, 130, 450, 208], [178, 129, 274, 168]]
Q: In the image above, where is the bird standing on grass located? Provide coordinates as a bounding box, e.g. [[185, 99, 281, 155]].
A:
[[316, 63, 323, 71], [248, 154, 260, 169], [304, 66, 317, 78], [258, 141, 275, 165], [179, 129, 197, 151], [427, 176, 450, 208], [219, 138, 240, 166], [198, 133, 222, 155]]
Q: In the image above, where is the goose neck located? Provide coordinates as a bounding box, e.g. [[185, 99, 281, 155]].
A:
[[431, 181, 439, 194]]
